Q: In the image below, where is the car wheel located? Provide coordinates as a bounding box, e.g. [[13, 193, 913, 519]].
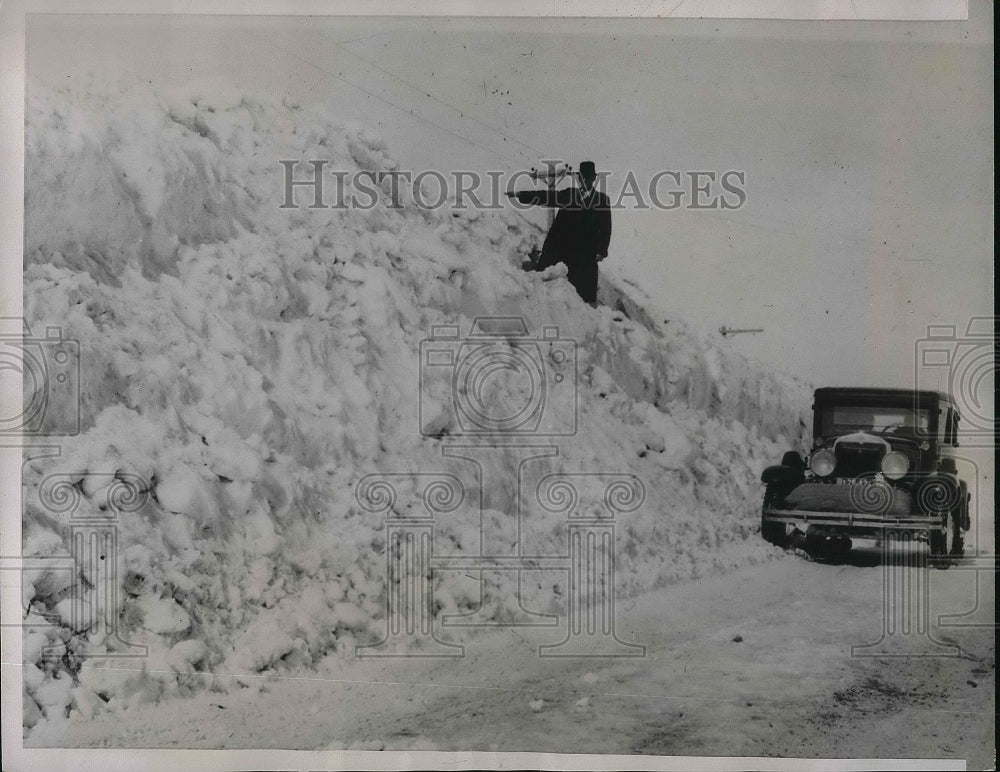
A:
[[830, 536, 852, 558], [947, 509, 965, 557], [930, 511, 964, 568], [802, 533, 850, 561], [803, 531, 827, 557], [761, 519, 788, 548]]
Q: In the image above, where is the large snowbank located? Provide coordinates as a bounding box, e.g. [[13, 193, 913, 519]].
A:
[[20, 74, 811, 741]]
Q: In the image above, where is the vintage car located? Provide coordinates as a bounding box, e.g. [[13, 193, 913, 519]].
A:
[[760, 387, 970, 560]]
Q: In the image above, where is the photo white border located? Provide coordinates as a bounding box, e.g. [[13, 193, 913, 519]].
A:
[[0, 1, 979, 770]]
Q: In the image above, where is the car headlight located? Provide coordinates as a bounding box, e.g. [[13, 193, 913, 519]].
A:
[[881, 451, 910, 480], [809, 449, 836, 477]]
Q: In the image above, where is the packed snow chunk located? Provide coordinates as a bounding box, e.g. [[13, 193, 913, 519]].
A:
[[53, 598, 92, 633], [155, 464, 211, 519], [200, 426, 263, 482], [242, 503, 281, 556], [331, 602, 369, 632], [224, 620, 298, 674], [634, 404, 696, 468], [161, 511, 196, 554], [163, 569, 197, 594], [23, 628, 52, 665], [587, 365, 617, 396], [640, 427, 667, 454], [33, 672, 73, 717], [137, 596, 192, 634], [22, 560, 73, 609], [24, 688, 44, 729], [24, 663, 46, 692], [168, 639, 209, 670], [221, 479, 254, 517]]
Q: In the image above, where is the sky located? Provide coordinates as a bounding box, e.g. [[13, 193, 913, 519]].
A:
[[24, 8, 993, 396]]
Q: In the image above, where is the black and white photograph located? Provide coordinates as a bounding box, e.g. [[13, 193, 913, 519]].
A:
[[0, 1, 994, 769]]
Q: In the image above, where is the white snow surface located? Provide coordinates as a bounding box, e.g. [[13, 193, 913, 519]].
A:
[[21, 74, 812, 739]]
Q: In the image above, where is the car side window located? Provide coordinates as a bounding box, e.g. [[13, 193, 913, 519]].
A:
[[943, 408, 958, 445]]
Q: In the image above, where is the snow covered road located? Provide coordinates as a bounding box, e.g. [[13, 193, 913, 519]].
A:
[[60, 546, 995, 767]]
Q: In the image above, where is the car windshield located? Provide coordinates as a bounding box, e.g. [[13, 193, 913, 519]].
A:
[[820, 405, 932, 438]]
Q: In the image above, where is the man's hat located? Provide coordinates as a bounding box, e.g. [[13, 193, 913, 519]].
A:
[[578, 161, 597, 181]]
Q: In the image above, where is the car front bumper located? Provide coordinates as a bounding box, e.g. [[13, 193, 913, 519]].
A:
[[762, 507, 945, 538]]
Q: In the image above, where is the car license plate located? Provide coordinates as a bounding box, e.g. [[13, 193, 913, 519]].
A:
[[836, 476, 885, 485]]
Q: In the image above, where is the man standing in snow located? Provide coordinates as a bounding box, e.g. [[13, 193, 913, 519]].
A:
[[509, 161, 612, 305]]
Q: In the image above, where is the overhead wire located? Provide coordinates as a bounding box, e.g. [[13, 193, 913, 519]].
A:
[[328, 37, 548, 162], [279, 46, 534, 170]]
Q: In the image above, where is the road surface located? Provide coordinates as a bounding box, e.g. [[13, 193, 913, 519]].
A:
[[62, 544, 996, 768]]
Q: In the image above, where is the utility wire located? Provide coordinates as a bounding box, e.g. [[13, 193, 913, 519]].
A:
[[328, 37, 547, 162], [281, 47, 528, 169]]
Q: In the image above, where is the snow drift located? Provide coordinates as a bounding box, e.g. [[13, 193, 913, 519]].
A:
[[20, 74, 811, 741]]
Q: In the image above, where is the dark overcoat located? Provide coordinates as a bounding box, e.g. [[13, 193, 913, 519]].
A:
[[517, 187, 612, 303]]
